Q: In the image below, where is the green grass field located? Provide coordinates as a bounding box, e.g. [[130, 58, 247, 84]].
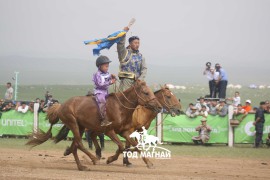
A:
[[0, 84, 269, 108], [1, 138, 269, 160]]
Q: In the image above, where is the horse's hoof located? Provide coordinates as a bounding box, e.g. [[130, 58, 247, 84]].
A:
[[95, 155, 101, 160], [124, 163, 133, 167], [63, 146, 71, 156], [78, 165, 90, 171], [147, 163, 154, 169], [92, 159, 100, 165], [106, 157, 114, 164]]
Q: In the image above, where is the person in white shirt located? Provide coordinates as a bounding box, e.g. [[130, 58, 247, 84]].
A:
[[203, 63, 220, 98], [198, 105, 208, 118], [16, 102, 29, 113], [186, 104, 199, 118], [4, 82, 14, 100], [195, 97, 210, 112], [227, 91, 241, 107]]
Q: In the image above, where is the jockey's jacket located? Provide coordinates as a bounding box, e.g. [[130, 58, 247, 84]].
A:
[[117, 35, 147, 80], [119, 50, 143, 79], [92, 70, 112, 94]]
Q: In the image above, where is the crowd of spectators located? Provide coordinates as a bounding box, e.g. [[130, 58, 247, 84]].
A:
[[1, 83, 58, 116], [185, 97, 229, 118], [185, 92, 270, 119]]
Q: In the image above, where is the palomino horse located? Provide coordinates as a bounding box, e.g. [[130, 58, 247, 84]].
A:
[[26, 80, 162, 171], [64, 87, 181, 166]]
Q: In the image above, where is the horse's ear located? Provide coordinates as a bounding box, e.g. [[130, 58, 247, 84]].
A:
[[139, 80, 146, 86], [136, 79, 143, 85], [142, 81, 146, 86], [159, 84, 164, 89]]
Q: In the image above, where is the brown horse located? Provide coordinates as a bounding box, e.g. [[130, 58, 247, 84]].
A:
[[26, 80, 162, 171], [58, 87, 181, 165], [90, 87, 181, 166]]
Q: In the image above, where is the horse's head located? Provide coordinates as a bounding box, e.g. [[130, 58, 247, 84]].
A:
[[154, 86, 182, 117], [133, 80, 162, 113]]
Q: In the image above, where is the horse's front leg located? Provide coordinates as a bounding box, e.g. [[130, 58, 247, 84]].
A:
[[122, 131, 154, 169], [105, 130, 125, 164], [123, 141, 133, 167]]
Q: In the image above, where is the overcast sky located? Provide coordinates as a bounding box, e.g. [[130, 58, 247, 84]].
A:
[[0, 0, 270, 85]]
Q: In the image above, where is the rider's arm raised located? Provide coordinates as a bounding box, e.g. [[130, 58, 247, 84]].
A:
[[117, 27, 129, 62]]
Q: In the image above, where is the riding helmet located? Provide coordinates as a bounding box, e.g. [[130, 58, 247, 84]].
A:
[[96, 55, 112, 67]]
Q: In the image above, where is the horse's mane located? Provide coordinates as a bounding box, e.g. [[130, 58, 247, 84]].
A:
[[108, 80, 144, 97], [154, 87, 170, 94]]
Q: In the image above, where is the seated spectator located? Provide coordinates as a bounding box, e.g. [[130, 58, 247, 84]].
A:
[[1, 101, 14, 112], [233, 104, 248, 121], [38, 99, 46, 113], [198, 105, 208, 118], [15, 102, 29, 113], [192, 118, 211, 144], [208, 100, 218, 116], [186, 104, 199, 118], [28, 101, 35, 113], [186, 103, 193, 114], [234, 104, 246, 115], [195, 97, 209, 112], [0, 99, 4, 111], [227, 91, 241, 107], [35, 98, 41, 103], [216, 99, 228, 117], [242, 100, 252, 113], [204, 98, 210, 107]]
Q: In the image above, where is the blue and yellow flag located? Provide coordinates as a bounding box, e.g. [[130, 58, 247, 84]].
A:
[[84, 30, 127, 56]]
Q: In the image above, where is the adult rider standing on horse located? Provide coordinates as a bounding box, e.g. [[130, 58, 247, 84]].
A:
[[117, 27, 147, 91]]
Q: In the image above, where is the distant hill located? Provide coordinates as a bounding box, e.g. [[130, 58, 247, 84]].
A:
[[0, 55, 269, 86]]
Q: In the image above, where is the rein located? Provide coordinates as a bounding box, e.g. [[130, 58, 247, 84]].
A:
[[113, 80, 135, 105], [113, 80, 136, 110], [161, 90, 179, 110], [133, 85, 157, 105], [112, 79, 157, 110]]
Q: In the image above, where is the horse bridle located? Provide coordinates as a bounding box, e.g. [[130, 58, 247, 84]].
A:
[[160, 89, 179, 112], [133, 85, 158, 107], [114, 81, 157, 110]]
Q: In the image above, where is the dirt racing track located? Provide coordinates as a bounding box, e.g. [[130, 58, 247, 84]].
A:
[[1, 148, 270, 180]]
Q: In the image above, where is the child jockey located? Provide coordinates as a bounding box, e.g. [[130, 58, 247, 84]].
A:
[[93, 55, 116, 126]]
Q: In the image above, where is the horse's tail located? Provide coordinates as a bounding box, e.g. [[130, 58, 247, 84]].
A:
[[26, 124, 53, 148], [54, 125, 70, 144], [26, 104, 62, 148]]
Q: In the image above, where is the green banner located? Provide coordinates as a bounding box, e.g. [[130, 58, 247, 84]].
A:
[[1, 110, 269, 144], [0, 110, 33, 135], [234, 114, 270, 143], [162, 115, 228, 143]]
